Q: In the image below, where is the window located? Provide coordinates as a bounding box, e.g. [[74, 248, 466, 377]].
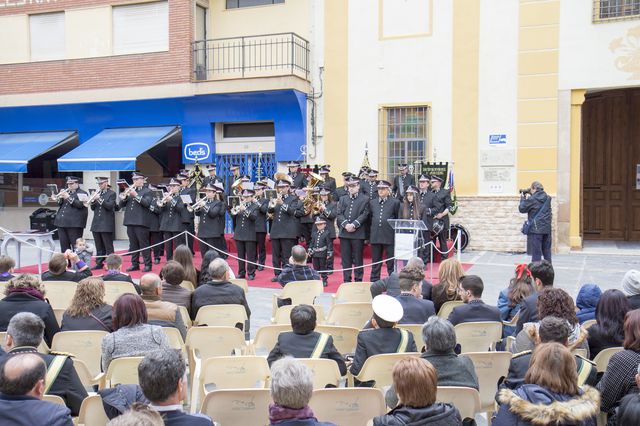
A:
[[113, 1, 168, 55], [223, 122, 275, 138], [226, 0, 284, 9], [378, 106, 429, 180], [30, 12, 65, 61], [594, 0, 640, 22]]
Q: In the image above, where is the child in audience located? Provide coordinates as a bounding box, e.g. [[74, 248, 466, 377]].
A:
[[74, 238, 94, 270]]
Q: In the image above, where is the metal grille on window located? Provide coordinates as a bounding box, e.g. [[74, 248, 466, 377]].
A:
[[594, 0, 640, 22]]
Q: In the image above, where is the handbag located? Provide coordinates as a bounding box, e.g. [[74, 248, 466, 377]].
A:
[[521, 197, 550, 235]]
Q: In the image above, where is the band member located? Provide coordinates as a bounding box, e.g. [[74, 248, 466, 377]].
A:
[[369, 180, 400, 282], [297, 187, 315, 244], [146, 193, 163, 265], [89, 177, 117, 270], [392, 163, 415, 201], [417, 174, 437, 263], [53, 176, 88, 253], [158, 179, 188, 261], [287, 161, 307, 189], [417, 174, 433, 206], [309, 217, 333, 287], [226, 164, 241, 196], [430, 175, 453, 259], [313, 188, 338, 273], [268, 179, 300, 281], [196, 183, 227, 257], [333, 172, 353, 201], [318, 166, 336, 196], [336, 177, 370, 283], [363, 170, 379, 200], [232, 189, 259, 280], [399, 186, 424, 220], [118, 172, 153, 272], [202, 164, 223, 187], [253, 181, 269, 271], [177, 173, 196, 254]]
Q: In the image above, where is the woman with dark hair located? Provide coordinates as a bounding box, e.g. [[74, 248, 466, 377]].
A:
[[494, 342, 599, 426], [100, 293, 169, 371], [399, 186, 423, 221], [173, 244, 199, 287], [497, 264, 535, 337], [199, 248, 235, 286], [617, 393, 640, 426], [61, 277, 112, 331], [597, 309, 640, 424], [587, 289, 629, 359]]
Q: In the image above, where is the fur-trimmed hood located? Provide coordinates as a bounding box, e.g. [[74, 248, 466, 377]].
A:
[[525, 322, 589, 351], [497, 385, 600, 425]]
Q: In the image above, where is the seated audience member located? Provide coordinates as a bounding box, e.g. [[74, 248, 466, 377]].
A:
[[41, 252, 92, 282], [174, 245, 200, 288], [0, 274, 59, 346], [497, 264, 535, 337], [370, 257, 433, 300], [101, 254, 141, 294], [350, 295, 417, 379], [494, 342, 599, 426], [448, 275, 501, 326], [269, 357, 336, 426], [138, 349, 213, 425], [160, 261, 191, 312], [3, 312, 87, 416], [597, 309, 640, 422], [199, 250, 235, 286], [191, 258, 250, 322], [500, 316, 597, 391], [617, 392, 640, 426], [385, 316, 478, 408], [374, 357, 462, 426], [101, 294, 170, 372], [431, 258, 465, 313], [395, 266, 435, 325], [139, 273, 186, 340], [277, 245, 321, 287], [587, 289, 629, 359], [0, 353, 73, 426], [515, 260, 554, 334], [622, 270, 640, 310], [61, 277, 113, 332], [512, 287, 589, 355], [267, 304, 347, 376], [106, 403, 164, 426], [576, 283, 602, 324], [0, 255, 15, 281]]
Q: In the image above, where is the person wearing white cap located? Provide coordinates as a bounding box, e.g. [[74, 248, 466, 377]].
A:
[[287, 161, 307, 189], [53, 176, 89, 253], [89, 177, 117, 270], [622, 269, 640, 310], [350, 295, 417, 380]]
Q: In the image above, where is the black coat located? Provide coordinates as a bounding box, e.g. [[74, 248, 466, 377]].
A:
[[198, 200, 226, 238], [587, 324, 624, 360], [233, 202, 258, 242], [309, 229, 333, 258], [333, 186, 348, 202], [254, 198, 269, 233], [336, 193, 370, 240], [289, 173, 307, 189], [61, 304, 113, 332], [159, 195, 188, 232], [119, 185, 152, 227], [515, 293, 539, 334], [269, 194, 300, 239], [42, 269, 92, 283], [90, 189, 117, 233], [180, 187, 197, 223], [350, 328, 417, 376], [362, 180, 379, 200], [0, 394, 73, 426], [628, 294, 640, 310], [371, 273, 432, 300], [396, 293, 436, 325], [392, 174, 415, 199], [447, 300, 501, 326], [147, 202, 160, 233], [159, 410, 213, 426], [369, 197, 400, 245], [191, 280, 251, 320], [519, 190, 552, 235], [203, 175, 224, 188], [0, 293, 59, 346], [323, 176, 337, 195], [312, 201, 337, 238], [267, 331, 347, 376], [54, 189, 89, 228], [374, 403, 462, 426]]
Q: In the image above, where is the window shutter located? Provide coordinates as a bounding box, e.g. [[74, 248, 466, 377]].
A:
[[30, 12, 65, 61], [113, 1, 168, 55]]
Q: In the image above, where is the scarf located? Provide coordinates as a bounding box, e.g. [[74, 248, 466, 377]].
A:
[[7, 287, 45, 301], [268, 404, 316, 423]]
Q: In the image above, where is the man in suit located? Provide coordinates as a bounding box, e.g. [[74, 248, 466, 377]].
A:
[[430, 175, 452, 259], [3, 312, 87, 417], [287, 161, 307, 189], [118, 172, 153, 272], [308, 217, 333, 287], [253, 181, 270, 271], [53, 176, 88, 253], [448, 275, 501, 326], [101, 254, 141, 294], [139, 349, 213, 426], [158, 179, 189, 261], [177, 174, 196, 254], [336, 177, 370, 283], [392, 163, 415, 201], [396, 267, 435, 325], [89, 176, 117, 270], [368, 180, 400, 282], [232, 189, 259, 280], [515, 260, 554, 334], [202, 163, 223, 188], [197, 183, 227, 258], [318, 165, 336, 196], [268, 179, 301, 281]]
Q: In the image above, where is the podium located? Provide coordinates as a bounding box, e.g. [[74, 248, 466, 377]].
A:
[[388, 219, 428, 272]]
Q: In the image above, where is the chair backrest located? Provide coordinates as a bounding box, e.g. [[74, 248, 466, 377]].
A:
[[77, 394, 109, 426], [53, 308, 65, 327], [180, 280, 195, 291], [272, 304, 326, 325], [582, 319, 597, 330], [0, 331, 51, 354], [186, 326, 247, 362], [437, 301, 464, 319], [162, 326, 187, 358], [326, 303, 373, 329], [250, 324, 292, 355], [332, 282, 373, 304], [354, 353, 420, 389], [199, 356, 270, 400], [315, 325, 360, 355], [43, 394, 66, 405], [593, 347, 624, 373], [465, 351, 512, 412], [103, 356, 144, 388], [43, 281, 78, 309], [103, 281, 137, 305], [280, 280, 324, 305], [230, 278, 249, 293], [436, 386, 481, 420], [194, 304, 248, 328], [503, 311, 520, 328], [573, 348, 588, 358], [397, 324, 426, 352], [0, 281, 6, 299], [51, 330, 108, 378], [73, 358, 101, 387], [178, 305, 192, 329], [200, 389, 271, 426], [296, 358, 343, 389], [454, 321, 503, 353], [309, 388, 386, 426]]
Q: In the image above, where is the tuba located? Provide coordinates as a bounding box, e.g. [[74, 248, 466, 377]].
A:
[[303, 172, 325, 215]]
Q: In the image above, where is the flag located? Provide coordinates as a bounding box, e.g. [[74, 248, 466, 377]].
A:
[[448, 169, 459, 215]]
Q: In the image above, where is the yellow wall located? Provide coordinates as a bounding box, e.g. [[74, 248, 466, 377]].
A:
[[569, 89, 586, 248], [66, 6, 112, 59], [0, 14, 29, 64]]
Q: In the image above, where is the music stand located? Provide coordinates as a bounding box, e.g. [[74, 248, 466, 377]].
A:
[[387, 219, 428, 272]]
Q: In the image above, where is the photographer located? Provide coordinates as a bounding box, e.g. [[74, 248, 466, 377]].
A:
[[519, 181, 552, 263]]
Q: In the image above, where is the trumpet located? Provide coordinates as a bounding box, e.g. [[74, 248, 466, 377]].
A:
[[231, 201, 248, 216], [268, 192, 284, 209], [51, 188, 70, 202], [189, 197, 208, 212], [156, 192, 174, 207], [83, 190, 102, 207], [119, 183, 136, 200]]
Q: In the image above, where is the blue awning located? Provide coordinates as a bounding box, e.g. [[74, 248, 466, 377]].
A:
[[0, 131, 77, 173], [58, 126, 180, 171]]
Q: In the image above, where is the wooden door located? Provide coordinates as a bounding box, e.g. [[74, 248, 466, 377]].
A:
[[628, 90, 640, 240]]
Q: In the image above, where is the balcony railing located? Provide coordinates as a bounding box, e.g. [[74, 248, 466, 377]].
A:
[[192, 32, 309, 81]]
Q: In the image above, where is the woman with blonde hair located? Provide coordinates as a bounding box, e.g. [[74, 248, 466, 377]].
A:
[[61, 277, 112, 332], [431, 258, 465, 312]]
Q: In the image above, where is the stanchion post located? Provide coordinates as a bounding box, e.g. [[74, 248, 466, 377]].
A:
[[429, 243, 433, 282], [456, 234, 461, 262]]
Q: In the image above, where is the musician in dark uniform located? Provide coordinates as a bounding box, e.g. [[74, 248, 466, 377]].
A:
[[333, 172, 352, 201], [313, 188, 337, 273], [287, 161, 307, 189], [225, 164, 242, 196], [89, 177, 117, 270], [362, 169, 379, 200], [336, 177, 370, 283], [430, 175, 452, 259], [176, 174, 196, 254], [196, 183, 227, 257], [392, 163, 415, 201], [308, 217, 333, 287], [157, 179, 188, 261], [118, 172, 153, 272], [232, 189, 259, 280], [297, 187, 315, 244], [417, 174, 432, 206], [53, 176, 88, 252], [145, 184, 164, 265], [318, 165, 336, 196], [268, 179, 300, 281], [253, 181, 269, 271], [369, 180, 400, 282], [202, 164, 224, 187]]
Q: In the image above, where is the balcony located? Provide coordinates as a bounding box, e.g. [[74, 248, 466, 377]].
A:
[[192, 32, 310, 82]]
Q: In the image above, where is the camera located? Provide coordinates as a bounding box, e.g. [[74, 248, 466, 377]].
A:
[[519, 188, 531, 195]]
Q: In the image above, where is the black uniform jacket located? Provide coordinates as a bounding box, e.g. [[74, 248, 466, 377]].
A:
[[369, 197, 401, 245], [289, 173, 307, 189], [269, 194, 300, 239], [336, 193, 370, 240], [267, 331, 347, 376], [54, 189, 88, 228], [362, 180, 379, 200], [159, 195, 188, 233], [309, 229, 333, 258], [350, 327, 417, 376], [392, 174, 415, 199], [233, 202, 258, 242], [197, 200, 226, 238], [312, 201, 337, 239], [118, 185, 153, 227], [254, 198, 269, 233], [179, 187, 197, 223], [90, 189, 117, 233]]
